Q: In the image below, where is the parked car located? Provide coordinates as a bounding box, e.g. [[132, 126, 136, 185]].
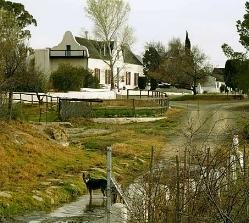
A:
[[158, 82, 171, 88]]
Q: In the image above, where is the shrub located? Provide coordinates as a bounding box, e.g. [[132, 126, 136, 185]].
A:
[[50, 64, 98, 92], [138, 76, 147, 90], [83, 71, 99, 88], [150, 78, 158, 90], [220, 84, 225, 93]]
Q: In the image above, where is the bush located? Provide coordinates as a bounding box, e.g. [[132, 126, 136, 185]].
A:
[[50, 64, 98, 92], [83, 72, 99, 88], [138, 77, 147, 90], [220, 84, 225, 93], [150, 78, 158, 90]]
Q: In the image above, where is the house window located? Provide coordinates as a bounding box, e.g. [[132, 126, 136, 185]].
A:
[[134, 73, 139, 86], [126, 72, 131, 85], [66, 45, 71, 56], [105, 70, 111, 84], [94, 68, 100, 83]]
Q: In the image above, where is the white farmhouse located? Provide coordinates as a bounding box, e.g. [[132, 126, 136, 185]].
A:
[[34, 31, 144, 90], [197, 68, 225, 94]]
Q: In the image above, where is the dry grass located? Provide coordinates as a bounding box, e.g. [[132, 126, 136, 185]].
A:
[[0, 107, 184, 217], [0, 121, 106, 216]]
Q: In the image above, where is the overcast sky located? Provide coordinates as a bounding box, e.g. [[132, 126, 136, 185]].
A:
[[14, 0, 247, 67]]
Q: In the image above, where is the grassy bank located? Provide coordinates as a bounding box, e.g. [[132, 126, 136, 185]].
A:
[[0, 108, 184, 219]]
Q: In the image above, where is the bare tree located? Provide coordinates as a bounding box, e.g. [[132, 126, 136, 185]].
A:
[[85, 0, 134, 89], [161, 38, 212, 95]]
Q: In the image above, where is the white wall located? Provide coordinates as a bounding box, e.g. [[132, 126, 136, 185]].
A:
[[34, 49, 50, 77], [49, 91, 116, 100], [88, 59, 144, 90]]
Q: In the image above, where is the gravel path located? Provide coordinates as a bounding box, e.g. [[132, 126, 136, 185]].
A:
[[163, 100, 249, 158]]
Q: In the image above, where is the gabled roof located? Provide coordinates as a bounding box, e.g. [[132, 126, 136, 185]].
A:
[[75, 36, 142, 65], [122, 46, 143, 65], [75, 36, 112, 60]]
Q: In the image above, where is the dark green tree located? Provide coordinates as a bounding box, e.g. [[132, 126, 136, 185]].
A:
[[237, 2, 249, 51], [224, 59, 241, 91], [0, 0, 37, 38], [185, 31, 191, 55], [145, 41, 167, 58], [143, 46, 161, 76], [221, 43, 246, 60], [236, 60, 249, 93], [143, 46, 162, 90]]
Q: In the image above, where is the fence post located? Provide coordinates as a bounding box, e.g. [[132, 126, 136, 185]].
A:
[[57, 97, 60, 113], [140, 90, 142, 99], [127, 89, 129, 100], [106, 146, 112, 223], [58, 98, 62, 120], [46, 95, 48, 124], [50, 96, 53, 110]]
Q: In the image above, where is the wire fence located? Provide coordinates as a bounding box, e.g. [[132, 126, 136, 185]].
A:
[[0, 92, 169, 121]]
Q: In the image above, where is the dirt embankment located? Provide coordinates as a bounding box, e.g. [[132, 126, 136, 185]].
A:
[[0, 121, 90, 218]]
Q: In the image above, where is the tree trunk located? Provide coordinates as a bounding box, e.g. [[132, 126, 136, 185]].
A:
[[8, 91, 13, 121], [110, 64, 115, 90]]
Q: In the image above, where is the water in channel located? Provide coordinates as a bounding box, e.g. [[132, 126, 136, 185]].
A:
[[12, 195, 106, 223]]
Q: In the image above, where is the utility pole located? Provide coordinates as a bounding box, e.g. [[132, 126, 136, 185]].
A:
[[107, 146, 112, 223]]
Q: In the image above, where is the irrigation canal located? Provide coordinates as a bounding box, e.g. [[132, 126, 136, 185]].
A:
[[12, 195, 106, 223]]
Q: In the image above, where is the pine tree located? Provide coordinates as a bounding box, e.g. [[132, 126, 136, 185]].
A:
[[185, 31, 191, 55]]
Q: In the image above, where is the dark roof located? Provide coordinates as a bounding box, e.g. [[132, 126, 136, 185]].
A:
[[75, 36, 142, 65], [212, 68, 225, 82], [122, 46, 143, 65], [75, 36, 111, 60]]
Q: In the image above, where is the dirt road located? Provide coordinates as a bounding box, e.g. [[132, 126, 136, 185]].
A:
[[163, 100, 249, 158]]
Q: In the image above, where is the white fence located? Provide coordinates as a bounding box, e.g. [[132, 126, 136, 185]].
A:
[[11, 90, 116, 104]]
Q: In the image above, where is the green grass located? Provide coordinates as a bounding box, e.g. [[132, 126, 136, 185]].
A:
[[0, 103, 59, 122], [92, 107, 160, 117], [15, 99, 167, 120]]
